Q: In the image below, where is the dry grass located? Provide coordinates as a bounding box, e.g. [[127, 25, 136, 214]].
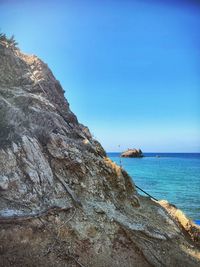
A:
[[159, 200, 200, 243], [104, 157, 122, 176]]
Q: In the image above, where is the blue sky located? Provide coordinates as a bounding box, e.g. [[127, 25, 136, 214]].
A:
[[0, 0, 200, 152]]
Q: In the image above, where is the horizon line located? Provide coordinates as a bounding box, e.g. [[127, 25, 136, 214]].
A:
[[106, 151, 200, 153]]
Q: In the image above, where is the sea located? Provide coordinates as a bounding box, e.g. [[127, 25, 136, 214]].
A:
[[107, 153, 200, 223]]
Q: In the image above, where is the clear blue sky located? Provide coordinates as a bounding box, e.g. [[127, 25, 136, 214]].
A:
[[1, 0, 200, 152]]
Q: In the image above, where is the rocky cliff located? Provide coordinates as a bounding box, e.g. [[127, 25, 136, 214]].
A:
[[0, 39, 199, 267]]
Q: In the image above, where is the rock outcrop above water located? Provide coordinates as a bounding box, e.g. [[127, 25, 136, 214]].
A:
[[121, 148, 143, 158], [0, 38, 200, 267]]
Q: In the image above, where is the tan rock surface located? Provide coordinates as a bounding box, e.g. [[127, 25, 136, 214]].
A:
[[0, 39, 199, 267], [121, 148, 143, 158]]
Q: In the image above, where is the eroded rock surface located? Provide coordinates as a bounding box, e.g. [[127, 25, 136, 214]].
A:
[[121, 148, 144, 158], [0, 41, 199, 267]]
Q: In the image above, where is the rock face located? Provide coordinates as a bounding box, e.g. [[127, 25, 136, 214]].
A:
[[121, 148, 143, 158], [0, 40, 200, 267]]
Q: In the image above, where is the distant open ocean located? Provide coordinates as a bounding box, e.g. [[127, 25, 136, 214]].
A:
[[107, 153, 200, 222]]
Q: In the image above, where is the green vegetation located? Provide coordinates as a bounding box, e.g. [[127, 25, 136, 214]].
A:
[[0, 31, 18, 49]]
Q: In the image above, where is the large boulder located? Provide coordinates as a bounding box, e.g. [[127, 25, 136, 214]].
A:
[[121, 148, 144, 158], [0, 38, 199, 267]]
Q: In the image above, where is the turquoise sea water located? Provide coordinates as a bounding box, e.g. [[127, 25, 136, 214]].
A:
[[107, 153, 200, 222]]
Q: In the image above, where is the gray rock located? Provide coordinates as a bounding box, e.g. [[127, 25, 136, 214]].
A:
[[0, 176, 9, 190]]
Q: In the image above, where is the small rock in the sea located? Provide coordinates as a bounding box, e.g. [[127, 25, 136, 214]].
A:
[[121, 148, 143, 158]]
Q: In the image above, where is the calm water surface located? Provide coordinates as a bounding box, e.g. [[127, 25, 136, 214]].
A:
[[107, 153, 200, 221]]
